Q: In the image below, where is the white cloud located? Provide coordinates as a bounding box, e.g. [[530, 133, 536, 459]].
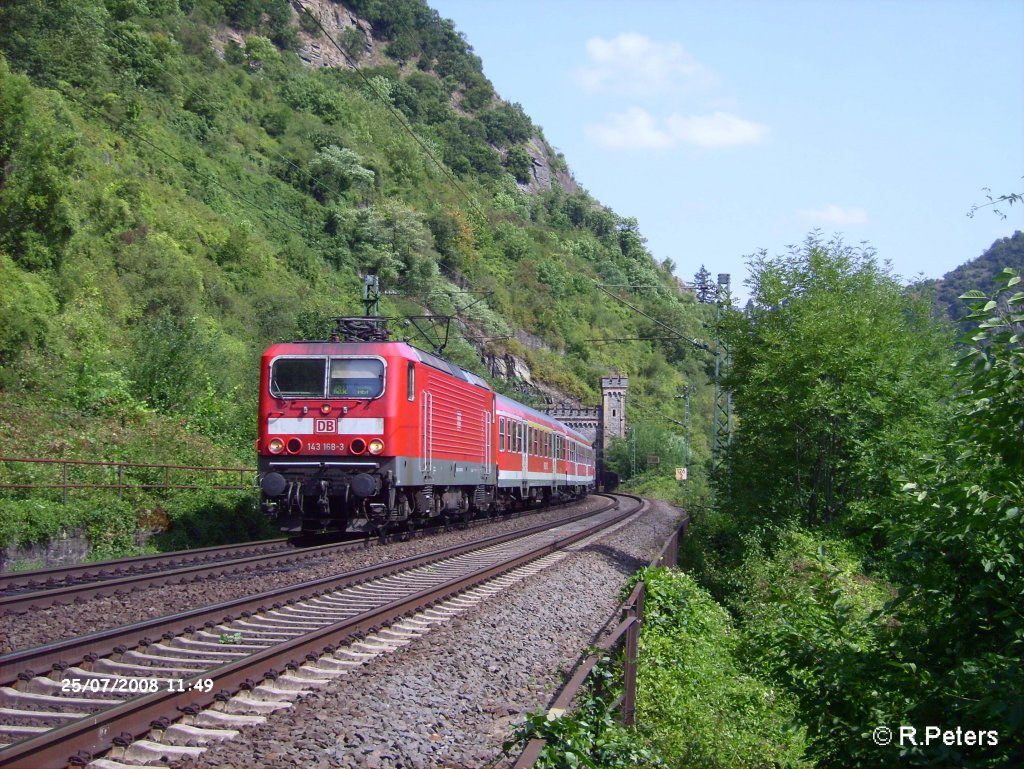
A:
[[575, 33, 711, 96], [665, 111, 768, 148], [584, 107, 674, 149], [797, 205, 869, 226], [586, 109, 768, 150]]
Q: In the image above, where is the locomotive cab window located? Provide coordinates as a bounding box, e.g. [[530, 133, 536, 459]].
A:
[[270, 358, 326, 398], [330, 358, 385, 398]]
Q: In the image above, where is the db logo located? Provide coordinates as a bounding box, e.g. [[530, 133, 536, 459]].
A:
[[314, 419, 337, 434]]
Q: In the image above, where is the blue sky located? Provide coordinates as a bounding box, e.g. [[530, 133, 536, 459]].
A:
[[429, 0, 1024, 301]]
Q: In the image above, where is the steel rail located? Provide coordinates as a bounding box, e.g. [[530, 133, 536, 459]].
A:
[[0, 537, 354, 616], [0, 538, 291, 594], [0, 494, 642, 769], [0, 497, 621, 687], [1, 494, 591, 610]]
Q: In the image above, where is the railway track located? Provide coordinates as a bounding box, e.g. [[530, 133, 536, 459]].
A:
[[0, 538, 292, 597], [0, 494, 643, 769], [0, 501, 578, 617]]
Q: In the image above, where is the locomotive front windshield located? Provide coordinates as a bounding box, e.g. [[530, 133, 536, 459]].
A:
[[329, 358, 384, 398], [270, 358, 326, 397], [269, 356, 385, 399]]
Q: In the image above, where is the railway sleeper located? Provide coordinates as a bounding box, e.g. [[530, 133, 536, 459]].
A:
[[25, 675, 129, 700], [118, 649, 222, 668], [350, 638, 405, 654], [263, 609, 333, 626], [168, 634, 267, 652], [0, 685, 109, 712], [193, 629, 276, 647], [216, 618, 307, 638], [310, 655, 363, 670], [270, 606, 343, 619], [86, 760, 152, 769], [208, 623, 298, 640], [114, 738, 205, 763], [91, 658, 197, 678], [190, 710, 266, 729], [0, 723, 49, 740], [287, 664, 346, 681], [220, 695, 292, 715], [248, 681, 313, 701], [0, 705, 90, 725], [151, 722, 239, 746], [149, 641, 244, 660]]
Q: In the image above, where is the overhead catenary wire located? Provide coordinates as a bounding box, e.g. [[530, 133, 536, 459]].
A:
[[629, 398, 687, 429], [591, 281, 711, 352]]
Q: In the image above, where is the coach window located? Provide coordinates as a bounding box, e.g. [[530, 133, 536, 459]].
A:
[[270, 357, 326, 398], [499, 417, 505, 452], [329, 358, 385, 398]]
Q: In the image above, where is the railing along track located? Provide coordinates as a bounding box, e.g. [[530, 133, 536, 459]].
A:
[[0, 494, 642, 769]]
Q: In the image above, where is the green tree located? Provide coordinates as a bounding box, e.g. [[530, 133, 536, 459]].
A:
[[0, 0, 111, 88], [504, 144, 532, 184], [308, 145, 375, 202], [0, 58, 79, 271], [720, 233, 952, 531], [891, 269, 1024, 763], [693, 265, 715, 304]]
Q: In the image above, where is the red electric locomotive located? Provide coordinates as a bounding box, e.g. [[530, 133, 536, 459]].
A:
[[257, 319, 595, 534]]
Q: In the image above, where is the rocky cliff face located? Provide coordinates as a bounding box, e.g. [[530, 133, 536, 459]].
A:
[[297, 2, 578, 198], [518, 135, 578, 196], [292, 0, 380, 69]]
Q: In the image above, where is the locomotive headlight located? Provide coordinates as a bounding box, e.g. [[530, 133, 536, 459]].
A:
[[368, 439, 385, 455], [268, 438, 285, 454], [320, 404, 331, 414]]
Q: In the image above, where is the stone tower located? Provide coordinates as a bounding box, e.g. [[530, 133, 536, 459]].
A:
[[600, 376, 628, 452]]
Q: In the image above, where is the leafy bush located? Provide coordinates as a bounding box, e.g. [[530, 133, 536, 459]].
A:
[[148, 490, 272, 551], [885, 269, 1024, 765], [505, 659, 666, 769], [0, 252, 58, 372], [0, 496, 137, 559], [729, 530, 902, 766], [628, 567, 810, 768]]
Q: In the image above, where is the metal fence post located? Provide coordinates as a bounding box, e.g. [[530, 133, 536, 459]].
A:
[[622, 615, 638, 726], [62, 462, 68, 504], [117, 463, 124, 500]]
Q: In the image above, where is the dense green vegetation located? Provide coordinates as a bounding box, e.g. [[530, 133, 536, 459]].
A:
[[529, 247, 1020, 768], [684, 248, 1023, 767], [0, 0, 710, 556], [926, 230, 1024, 320], [3, 2, 1020, 766]]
